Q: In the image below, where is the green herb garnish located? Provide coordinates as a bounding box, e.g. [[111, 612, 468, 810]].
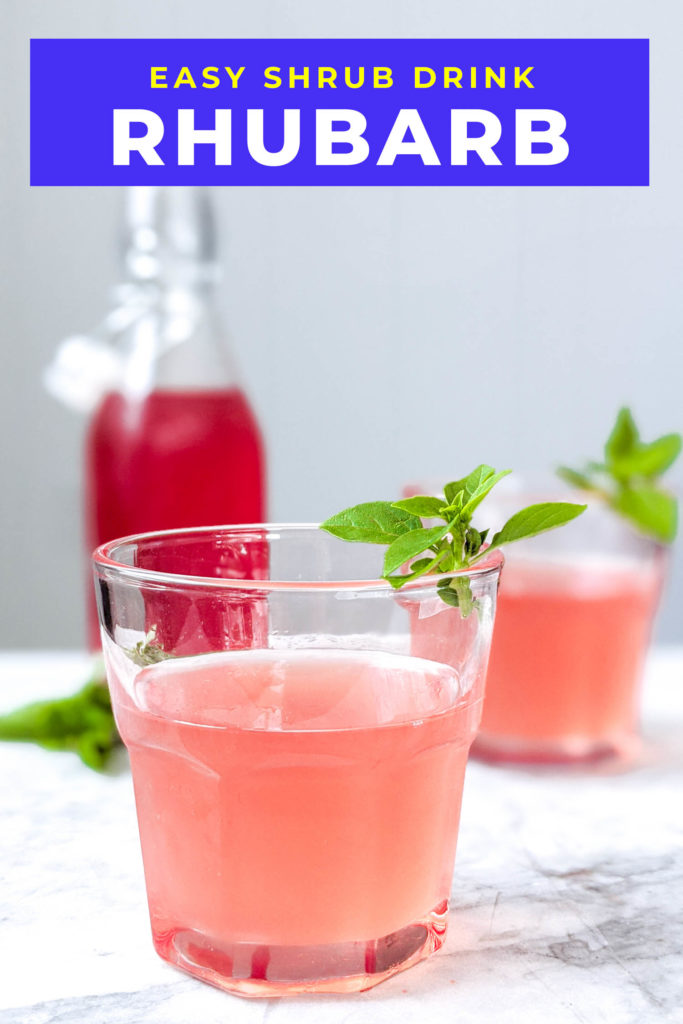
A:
[[0, 664, 120, 771], [321, 463, 586, 612], [557, 407, 681, 543], [0, 628, 177, 771], [125, 626, 172, 667]]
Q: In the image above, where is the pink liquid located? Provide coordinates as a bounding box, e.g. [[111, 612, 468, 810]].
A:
[[85, 389, 265, 647], [113, 649, 479, 994], [475, 557, 663, 763]]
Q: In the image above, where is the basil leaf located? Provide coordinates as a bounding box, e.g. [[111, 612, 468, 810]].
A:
[[445, 465, 494, 508], [605, 407, 639, 463], [409, 557, 436, 573], [443, 479, 467, 505], [384, 573, 410, 589], [391, 495, 447, 519], [436, 584, 460, 607], [444, 466, 511, 520], [611, 434, 682, 480], [611, 486, 677, 543], [491, 502, 586, 547], [462, 464, 497, 495], [556, 466, 595, 490], [126, 635, 172, 667], [557, 408, 680, 542], [383, 524, 451, 576], [464, 527, 483, 557], [385, 551, 446, 589], [0, 679, 121, 772], [321, 502, 421, 544], [440, 493, 465, 517], [461, 468, 512, 516]]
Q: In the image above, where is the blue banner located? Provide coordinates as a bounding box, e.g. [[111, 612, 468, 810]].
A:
[[30, 38, 649, 186]]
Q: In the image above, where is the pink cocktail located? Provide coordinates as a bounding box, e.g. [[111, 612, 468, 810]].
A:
[[117, 650, 474, 986], [473, 502, 665, 764], [401, 481, 666, 765], [94, 526, 502, 996]]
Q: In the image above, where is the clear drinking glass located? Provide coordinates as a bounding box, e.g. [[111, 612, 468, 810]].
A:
[[93, 525, 502, 997], [473, 497, 666, 764]]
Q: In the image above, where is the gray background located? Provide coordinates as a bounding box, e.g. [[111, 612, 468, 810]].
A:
[[2, 0, 682, 647]]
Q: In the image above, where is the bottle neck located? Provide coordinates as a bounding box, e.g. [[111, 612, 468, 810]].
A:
[[116, 187, 239, 396], [122, 186, 219, 291], [45, 188, 240, 414]]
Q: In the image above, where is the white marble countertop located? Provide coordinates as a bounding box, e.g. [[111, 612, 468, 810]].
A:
[[1, 650, 682, 1024]]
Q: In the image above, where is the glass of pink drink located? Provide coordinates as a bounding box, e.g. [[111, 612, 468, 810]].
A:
[[473, 498, 666, 764], [93, 525, 502, 997]]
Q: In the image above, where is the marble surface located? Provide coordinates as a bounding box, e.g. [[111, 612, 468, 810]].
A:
[[1, 650, 682, 1024]]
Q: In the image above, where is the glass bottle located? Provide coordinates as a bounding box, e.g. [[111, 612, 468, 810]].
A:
[[48, 187, 266, 648]]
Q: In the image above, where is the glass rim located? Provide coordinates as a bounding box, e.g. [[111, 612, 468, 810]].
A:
[[92, 522, 505, 593]]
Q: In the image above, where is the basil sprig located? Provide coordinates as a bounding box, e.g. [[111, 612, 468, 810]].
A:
[[558, 407, 681, 543], [126, 627, 173, 667], [321, 464, 585, 612], [0, 667, 120, 771]]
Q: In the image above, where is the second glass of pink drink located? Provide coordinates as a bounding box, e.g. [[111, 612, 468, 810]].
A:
[[474, 497, 666, 764], [93, 525, 503, 996]]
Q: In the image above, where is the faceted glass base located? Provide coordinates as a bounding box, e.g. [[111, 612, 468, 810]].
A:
[[154, 902, 449, 997]]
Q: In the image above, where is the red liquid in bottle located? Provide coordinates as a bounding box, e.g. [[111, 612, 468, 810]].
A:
[[85, 387, 266, 648]]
